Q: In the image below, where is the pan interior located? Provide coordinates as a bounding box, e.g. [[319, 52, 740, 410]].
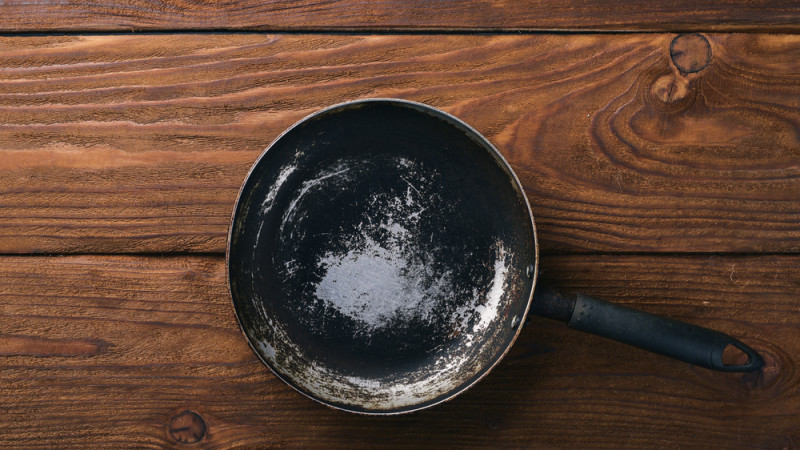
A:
[[229, 100, 536, 413]]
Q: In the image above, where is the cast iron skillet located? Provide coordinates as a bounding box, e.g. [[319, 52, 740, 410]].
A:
[[227, 99, 762, 415]]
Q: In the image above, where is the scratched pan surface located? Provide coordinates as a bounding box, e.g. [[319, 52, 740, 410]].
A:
[[227, 99, 538, 414]]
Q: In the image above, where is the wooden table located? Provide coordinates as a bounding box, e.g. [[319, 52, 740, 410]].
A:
[[1, 3, 799, 448]]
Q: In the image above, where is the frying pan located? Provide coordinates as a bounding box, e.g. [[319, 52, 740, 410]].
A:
[[227, 99, 762, 415]]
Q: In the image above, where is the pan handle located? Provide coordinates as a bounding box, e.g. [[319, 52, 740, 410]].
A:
[[532, 285, 763, 372]]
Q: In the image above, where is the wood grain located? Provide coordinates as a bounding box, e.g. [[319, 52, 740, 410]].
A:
[[0, 0, 799, 32], [0, 254, 795, 448], [2, 34, 800, 254]]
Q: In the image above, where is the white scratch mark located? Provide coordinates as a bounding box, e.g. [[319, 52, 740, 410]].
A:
[[261, 164, 296, 214], [280, 165, 349, 238]]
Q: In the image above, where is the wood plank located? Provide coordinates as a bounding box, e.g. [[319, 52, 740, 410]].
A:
[[0, 0, 799, 32], [2, 34, 800, 254], [0, 254, 795, 447]]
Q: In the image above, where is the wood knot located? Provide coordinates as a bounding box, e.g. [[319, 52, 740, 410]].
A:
[[651, 74, 690, 104], [168, 410, 206, 445], [738, 346, 783, 392], [670, 33, 712, 74], [182, 269, 201, 281]]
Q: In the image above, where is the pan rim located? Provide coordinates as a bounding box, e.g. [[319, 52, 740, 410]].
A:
[[226, 98, 539, 415]]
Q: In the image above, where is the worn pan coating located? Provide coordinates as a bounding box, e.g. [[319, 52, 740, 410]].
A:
[[228, 99, 537, 414]]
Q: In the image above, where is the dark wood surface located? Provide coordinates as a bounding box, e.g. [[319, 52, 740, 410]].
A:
[[2, 34, 800, 254], [1, 1, 799, 447], [0, 254, 796, 448], [0, 0, 799, 32]]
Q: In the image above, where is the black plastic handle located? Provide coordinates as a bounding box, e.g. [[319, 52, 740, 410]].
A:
[[532, 286, 763, 372]]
